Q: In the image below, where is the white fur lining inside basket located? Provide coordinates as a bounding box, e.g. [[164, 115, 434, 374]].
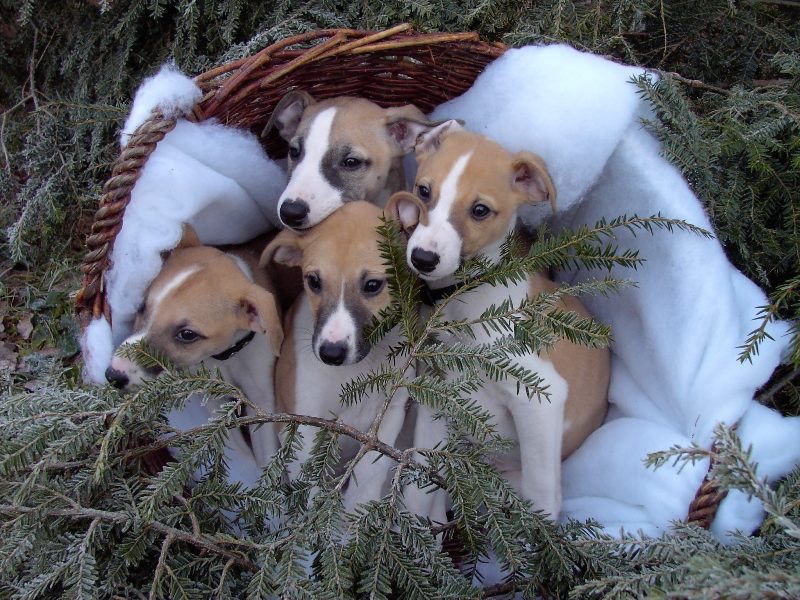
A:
[[80, 49, 798, 539]]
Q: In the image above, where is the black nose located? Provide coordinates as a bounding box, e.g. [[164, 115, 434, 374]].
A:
[[410, 248, 440, 273], [318, 341, 348, 366], [279, 200, 310, 229], [105, 366, 129, 388]]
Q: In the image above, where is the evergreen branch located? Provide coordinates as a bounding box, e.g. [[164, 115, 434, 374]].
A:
[[149, 533, 174, 600], [739, 274, 800, 364], [0, 503, 258, 571]]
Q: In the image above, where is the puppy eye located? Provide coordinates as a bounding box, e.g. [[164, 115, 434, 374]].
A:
[[471, 203, 492, 220], [175, 329, 200, 344], [305, 272, 322, 293], [341, 156, 363, 169], [137, 301, 146, 314], [417, 184, 431, 201], [362, 278, 386, 296], [288, 139, 302, 159]]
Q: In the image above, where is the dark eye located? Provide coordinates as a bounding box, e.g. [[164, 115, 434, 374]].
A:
[[137, 301, 146, 314], [417, 184, 431, 201], [341, 156, 363, 169], [288, 139, 302, 159], [362, 278, 386, 296], [306, 272, 322, 293], [471, 203, 492, 220], [175, 329, 200, 343]]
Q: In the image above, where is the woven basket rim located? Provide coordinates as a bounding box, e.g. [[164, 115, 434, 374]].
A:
[[74, 23, 726, 530]]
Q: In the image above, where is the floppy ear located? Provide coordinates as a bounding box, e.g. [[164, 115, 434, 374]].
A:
[[262, 90, 316, 140], [511, 151, 557, 213], [385, 107, 463, 156], [260, 229, 304, 268], [241, 287, 283, 355], [176, 223, 201, 249], [385, 191, 426, 234], [414, 119, 465, 157], [162, 223, 201, 259]]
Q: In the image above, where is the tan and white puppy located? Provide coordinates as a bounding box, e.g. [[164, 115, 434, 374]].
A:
[[387, 124, 609, 518], [262, 201, 410, 510], [265, 91, 445, 231], [106, 227, 284, 470]]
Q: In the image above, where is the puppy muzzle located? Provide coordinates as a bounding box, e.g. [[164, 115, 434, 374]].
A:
[[279, 198, 311, 229]]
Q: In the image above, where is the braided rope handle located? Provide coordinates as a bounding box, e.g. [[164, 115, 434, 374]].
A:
[[76, 113, 182, 325], [686, 440, 730, 528]]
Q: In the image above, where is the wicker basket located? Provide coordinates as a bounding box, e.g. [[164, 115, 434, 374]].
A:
[[74, 23, 725, 529]]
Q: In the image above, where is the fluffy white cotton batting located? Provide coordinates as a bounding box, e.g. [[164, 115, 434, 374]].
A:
[[82, 317, 115, 384], [120, 63, 202, 148], [432, 43, 795, 538]]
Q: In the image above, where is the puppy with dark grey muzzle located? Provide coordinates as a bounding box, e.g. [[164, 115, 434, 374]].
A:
[[265, 91, 447, 231], [261, 201, 412, 510]]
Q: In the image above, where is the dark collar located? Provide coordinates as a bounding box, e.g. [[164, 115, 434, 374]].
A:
[[211, 331, 256, 361], [420, 281, 466, 306]]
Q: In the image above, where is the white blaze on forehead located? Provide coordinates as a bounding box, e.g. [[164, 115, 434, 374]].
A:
[[279, 107, 341, 225], [140, 265, 201, 335], [317, 282, 357, 351], [109, 265, 200, 385], [407, 151, 473, 280]]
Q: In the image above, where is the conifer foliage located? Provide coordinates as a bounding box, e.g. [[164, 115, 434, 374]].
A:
[[1, 0, 799, 598]]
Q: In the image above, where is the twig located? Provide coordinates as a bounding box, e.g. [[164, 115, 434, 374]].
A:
[[0, 94, 33, 172], [665, 71, 732, 95], [756, 365, 800, 407], [750, 0, 800, 6], [174, 493, 202, 541], [214, 558, 237, 598], [129, 412, 405, 464], [665, 71, 800, 120], [149, 533, 174, 600], [482, 581, 518, 598], [0, 503, 258, 572], [29, 28, 40, 133]]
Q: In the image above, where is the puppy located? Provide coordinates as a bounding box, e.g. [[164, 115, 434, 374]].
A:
[[261, 201, 410, 511], [265, 90, 446, 231], [106, 227, 284, 475], [386, 123, 610, 518]]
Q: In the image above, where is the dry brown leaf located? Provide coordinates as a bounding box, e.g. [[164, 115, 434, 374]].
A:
[[16, 314, 34, 340], [0, 341, 18, 371]]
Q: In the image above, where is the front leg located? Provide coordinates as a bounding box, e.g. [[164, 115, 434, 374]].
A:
[[506, 387, 565, 518], [403, 403, 449, 527]]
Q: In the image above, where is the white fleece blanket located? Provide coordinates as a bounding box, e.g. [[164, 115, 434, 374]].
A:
[[81, 50, 798, 538]]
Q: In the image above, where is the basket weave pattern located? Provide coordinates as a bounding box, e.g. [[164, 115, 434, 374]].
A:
[[75, 24, 725, 529]]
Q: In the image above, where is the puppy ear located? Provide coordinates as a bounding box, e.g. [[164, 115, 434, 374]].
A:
[[385, 191, 426, 234], [414, 119, 464, 157], [385, 107, 463, 156], [260, 229, 303, 268], [262, 90, 316, 140], [176, 223, 201, 249], [241, 287, 283, 356], [511, 151, 557, 213]]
